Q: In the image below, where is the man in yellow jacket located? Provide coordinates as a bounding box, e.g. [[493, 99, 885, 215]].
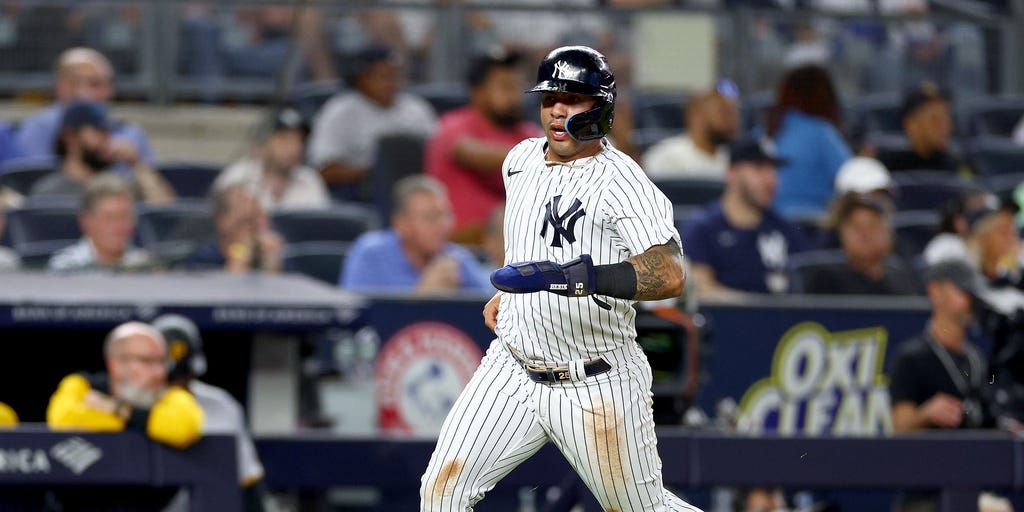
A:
[[47, 321, 204, 449]]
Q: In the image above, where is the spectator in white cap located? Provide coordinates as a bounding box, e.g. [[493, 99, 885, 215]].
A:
[[834, 156, 894, 204]]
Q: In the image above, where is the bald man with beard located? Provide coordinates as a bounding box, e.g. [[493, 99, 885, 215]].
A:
[[47, 321, 204, 449]]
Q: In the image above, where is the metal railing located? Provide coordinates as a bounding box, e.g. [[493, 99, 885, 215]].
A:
[[0, 0, 1019, 104]]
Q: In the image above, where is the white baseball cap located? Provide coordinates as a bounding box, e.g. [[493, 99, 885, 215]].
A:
[[834, 157, 893, 194]]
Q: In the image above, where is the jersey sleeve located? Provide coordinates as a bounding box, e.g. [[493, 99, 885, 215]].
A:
[[146, 386, 205, 449], [46, 374, 125, 432], [604, 169, 681, 256]]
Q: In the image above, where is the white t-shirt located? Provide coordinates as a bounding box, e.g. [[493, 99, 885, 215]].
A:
[[308, 91, 437, 170], [497, 138, 681, 362], [642, 135, 728, 181], [214, 157, 330, 211], [189, 380, 264, 485]]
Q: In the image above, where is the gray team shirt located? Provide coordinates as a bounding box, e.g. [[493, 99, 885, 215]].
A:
[[495, 137, 681, 363], [308, 91, 437, 170]]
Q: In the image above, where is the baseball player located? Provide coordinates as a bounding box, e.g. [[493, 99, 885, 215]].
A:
[[421, 46, 701, 511]]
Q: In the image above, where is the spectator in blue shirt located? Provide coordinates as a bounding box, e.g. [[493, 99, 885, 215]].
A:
[[764, 65, 851, 219], [15, 47, 155, 173], [0, 119, 23, 166], [683, 137, 805, 298], [340, 175, 489, 294]]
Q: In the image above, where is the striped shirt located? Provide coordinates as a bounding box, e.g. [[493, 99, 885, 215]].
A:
[[495, 137, 681, 363]]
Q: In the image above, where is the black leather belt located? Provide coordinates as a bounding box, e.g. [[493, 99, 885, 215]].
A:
[[506, 345, 612, 383]]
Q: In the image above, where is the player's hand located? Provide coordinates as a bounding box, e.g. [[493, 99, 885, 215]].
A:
[[483, 292, 501, 331], [921, 393, 963, 428], [418, 255, 461, 293], [490, 255, 595, 297]]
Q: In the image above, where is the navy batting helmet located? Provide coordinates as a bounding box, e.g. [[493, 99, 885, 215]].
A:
[[528, 46, 616, 142], [152, 314, 207, 380]]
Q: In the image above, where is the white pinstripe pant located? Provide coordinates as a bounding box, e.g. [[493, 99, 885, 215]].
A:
[[420, 340, 702, 512]]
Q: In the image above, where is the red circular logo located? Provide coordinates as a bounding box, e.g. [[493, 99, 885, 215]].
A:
[[376, 322, 483, 435]]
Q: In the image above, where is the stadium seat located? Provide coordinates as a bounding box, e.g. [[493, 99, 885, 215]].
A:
[[369, 133, 427, 221], [156, 161, 222, 198], [968, 139, 1024, 177], [983, 172, 1024, 203], [653, 178, 724, 208], [271, 204, 380, 244], [0, 156, 58, 195], [284, 241, 350, 285], [852, 93, 903, 136], [963, 96, 1024, 138], [891, 209, 940, 261], [786, 249, 847, 293], [892, 171, 984, 211], [633, 93, 686, 131], [292, 79, 343, 122], [632, 128, 676, 155], [135, 200, 215, 264], [740, 90, 774, 134], [5, 203, 81, 268], [405, 83, 468, 116]]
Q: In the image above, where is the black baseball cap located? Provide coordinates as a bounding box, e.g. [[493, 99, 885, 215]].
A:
[[901, 81, 949, 122], [61, 101, 112, 131], [467, 48, 521, 88], [349, 44, 395, 79], [729, 137, 785, 167], [925, 259, 982, 295], [965, 193, 1019, 232], [272, 107, 309, 134]]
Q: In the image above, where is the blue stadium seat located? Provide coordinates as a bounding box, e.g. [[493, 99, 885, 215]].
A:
[[292, 80, 343, 122], [968, 139, 1024, 177], [5, 203, 81, 268], [632, 128, 676, 155], [135, 200, 215, 264], [892, 171, 984, 211], [284, 241, 351, 285], [633, 93, 686, 131], [786, 249, 847, 293], [156, 161, 222, 198], [405, 83, 468, 116], [653, 178, 724, 208], [740, 90, 774, 134], [852, 93, 904, 136], [0, 156, 58, 195], [370, 133, 427, 220], [963, 96, 1024, 138], [272, 204, 380, 244], [891, 209, 939, 261], [983, 172, 1024, 203]]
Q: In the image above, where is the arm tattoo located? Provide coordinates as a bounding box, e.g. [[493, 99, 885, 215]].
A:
[[628, 239, 684, 301]]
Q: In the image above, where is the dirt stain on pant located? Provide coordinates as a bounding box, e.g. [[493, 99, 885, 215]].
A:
[[584, 400, 628, 504], [433, 458, 463, 497]]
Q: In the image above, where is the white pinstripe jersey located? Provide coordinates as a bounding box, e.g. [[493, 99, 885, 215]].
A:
[[495, 137, 682, 363]]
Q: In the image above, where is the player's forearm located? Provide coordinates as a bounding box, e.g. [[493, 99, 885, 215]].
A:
[[626, 240, 685, 301], [892, 403, 929, 432]]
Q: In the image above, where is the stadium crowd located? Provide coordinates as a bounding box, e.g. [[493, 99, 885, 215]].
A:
[[2, 2, 1024, 511]]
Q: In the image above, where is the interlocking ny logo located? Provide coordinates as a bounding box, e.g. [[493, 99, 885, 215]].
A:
[[541, 196, 586, 248], [552, 60, 574, 80]]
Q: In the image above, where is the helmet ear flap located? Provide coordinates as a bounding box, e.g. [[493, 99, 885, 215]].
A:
[[566, 101, 615, 141]]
